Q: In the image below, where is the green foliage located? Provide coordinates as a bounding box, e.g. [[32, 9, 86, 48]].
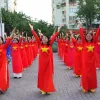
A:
[[1, 8, 32, 35], [77, 0, 100, 28], [33, 20, 55, 37], [1, 9, 55, 36]]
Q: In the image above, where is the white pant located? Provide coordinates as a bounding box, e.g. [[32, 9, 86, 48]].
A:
[[13, 73, 22, 78]]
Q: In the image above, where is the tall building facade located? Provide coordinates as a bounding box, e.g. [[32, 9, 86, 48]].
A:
[[52, 0, 78, 29], [8, 0, 17, 11], [0, 0, 8, 37], [0, 0, 17, 11], [0, 0, 8, 10]]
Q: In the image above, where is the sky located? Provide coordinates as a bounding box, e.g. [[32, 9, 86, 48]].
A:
[[17, 0, 52, 23]]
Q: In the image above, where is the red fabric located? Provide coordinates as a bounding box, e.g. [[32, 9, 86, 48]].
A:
[[24, 42, 31, 66], [66, 43, 75, 68], [95, 42, 100, 68], [72, 38, 83, 75], [32, 42, 38, 58], [29, 42, 33, 63], [38, 45, 55, 92], [62, 40, 65, 61], [20, 44, 28, 69], [31, 30, 59, 92], [0, 38, 11, 91], [49, 46, 54, 74], [11, 43, 23, 73], [64, 41, 69, 65], [79, 27, 100, 90], [58, 39, 63, 58]]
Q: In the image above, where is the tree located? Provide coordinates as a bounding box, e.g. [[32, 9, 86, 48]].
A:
[[1, 9, 55, 37], [77, 0, 100, 29], [1, 8, 32, 35], [33, 20, 55, 37]]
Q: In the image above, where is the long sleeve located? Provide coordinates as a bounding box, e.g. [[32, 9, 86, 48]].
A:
[[4, 38, 12, 49], [50, 32, 60, 46], [19, 37, 23, 45], [72, 38, 77, 46], [94, 27, 100, 43], [31, 30, 41, 45], [80, 28, 85, 43]]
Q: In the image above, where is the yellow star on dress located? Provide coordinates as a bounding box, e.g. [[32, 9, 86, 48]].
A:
[[70, 46, 73, 48], [77, 47, 83, 51], [86, 45, 94, 52], [98, 42, 100, 45], [13, 46, 17, 50], [65, 44, 68, 46], [20, 46, 24, 49], [0, 49, 2, 52], [41, 47, 49, 53], [25, 45, 28, 47]]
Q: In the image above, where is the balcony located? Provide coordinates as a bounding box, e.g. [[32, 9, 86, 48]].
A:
[[56, 2, 66, 9], [61, 2, 66, 7], [62, 18, 66, 23], [69, 0, 77, 6], [56, 4, 61, 9], [62, 11, 66, 15]]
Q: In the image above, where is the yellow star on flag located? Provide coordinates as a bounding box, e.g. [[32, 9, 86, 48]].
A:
[[41, 47, 49, 53], [13, 46, 17, 50], [98, 42, 100, 45], [86, 45, 94, 52], [77, 47, 83, 51]]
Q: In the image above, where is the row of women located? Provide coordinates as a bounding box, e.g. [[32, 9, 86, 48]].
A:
[[0, 28, 38, 94], [0, 24, 62, 95], [57, 27, 100, 93]]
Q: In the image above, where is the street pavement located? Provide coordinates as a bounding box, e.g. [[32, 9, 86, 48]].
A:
[[0, 53, 100, 100]]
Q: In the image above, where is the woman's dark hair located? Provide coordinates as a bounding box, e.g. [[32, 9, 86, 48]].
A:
[[85, 32, 93, 42], [67, 35, 70, 41], [76, 35, 81, 41], [13, 38, 19, 43], [41, 36, 50, 46], [0, 37, 4, 44], [27, 37, 31, 43], [47, 36, 50, 46]]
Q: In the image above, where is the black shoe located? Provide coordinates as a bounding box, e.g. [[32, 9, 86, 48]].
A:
[[14, 77, 17, 79], [0, 90, 3, 94]]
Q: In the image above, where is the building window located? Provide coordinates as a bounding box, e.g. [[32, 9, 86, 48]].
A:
[[62, 0, 65, 2], [62, 11, 66, 15], [62, 18, 66, 22], [69, 0, 77, 5], [69, 0, 76, 3], [69, 8, 77, 13], [69, 16, 77, 20], [61, 3, 66, 7], [69, 16, 77, 24], [4, 0, 7, 3], [56, 5, 61, 9]]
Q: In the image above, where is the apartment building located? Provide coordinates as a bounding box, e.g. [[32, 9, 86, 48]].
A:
[[52, 0, 79, 29]]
